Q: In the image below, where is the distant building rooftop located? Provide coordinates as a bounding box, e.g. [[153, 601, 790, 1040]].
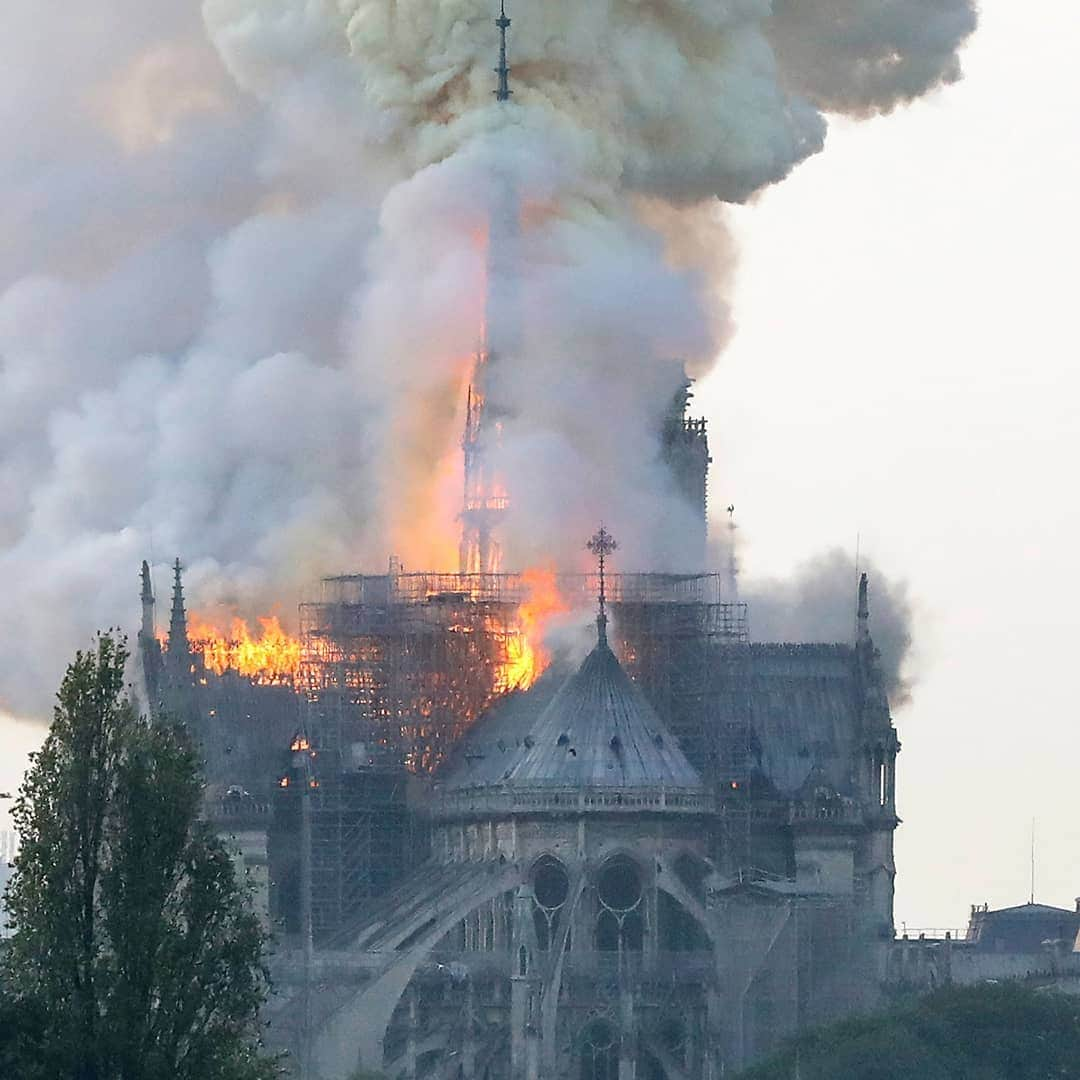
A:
[[966, 901, 1080, 953]]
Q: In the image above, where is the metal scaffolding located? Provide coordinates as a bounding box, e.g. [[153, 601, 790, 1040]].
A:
[[298, 580, 526, 773], [297, 570, 747, 774], [275, 569, 749, 938], [270, 743, 421, 941]]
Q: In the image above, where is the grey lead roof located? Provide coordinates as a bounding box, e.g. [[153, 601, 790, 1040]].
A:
[[504, 641, 701, 789], [437, 665, 565, 790], [702, 644, 863, 796]]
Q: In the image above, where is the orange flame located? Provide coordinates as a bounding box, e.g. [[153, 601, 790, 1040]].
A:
[[186, 613, 301, 684], [499, 565, 569, 692]]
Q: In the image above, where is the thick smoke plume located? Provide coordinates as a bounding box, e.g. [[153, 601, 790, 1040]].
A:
[[744, 551, 915, 704], [0, 0, 973, 718], [768, 0, 979, 114]]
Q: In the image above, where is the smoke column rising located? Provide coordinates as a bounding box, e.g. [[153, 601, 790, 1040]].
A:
[[0, 0, 974, 717]]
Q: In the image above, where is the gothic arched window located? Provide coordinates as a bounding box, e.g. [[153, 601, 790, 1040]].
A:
[[579, 1020, 619, 1080], [531, 855, 569, 951], [596, 857, 644, 953]]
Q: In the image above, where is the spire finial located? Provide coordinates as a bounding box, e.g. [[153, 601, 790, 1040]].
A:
[[586, 525, 618, 647], [495, 0, 512, 102]]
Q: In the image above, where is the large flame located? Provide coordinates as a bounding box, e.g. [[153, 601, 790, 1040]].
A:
[[498, 565, 568, 692], [187, 613, 301, 684]]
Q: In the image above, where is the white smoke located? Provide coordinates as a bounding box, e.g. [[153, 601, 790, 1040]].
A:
[[0, 0, 973, 717]]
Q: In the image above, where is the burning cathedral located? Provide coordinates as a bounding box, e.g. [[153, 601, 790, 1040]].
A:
[[136, 6, 901, 1078]]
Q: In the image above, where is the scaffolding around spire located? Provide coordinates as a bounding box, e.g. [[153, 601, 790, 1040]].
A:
[[494, 0, 512, 102]]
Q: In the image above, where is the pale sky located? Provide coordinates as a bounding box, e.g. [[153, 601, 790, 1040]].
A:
[[3, 0, 1077, 930], [698, 0, 1080, 927]]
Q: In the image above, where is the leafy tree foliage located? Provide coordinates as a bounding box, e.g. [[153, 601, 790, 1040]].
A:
[[0, 979, 46, 1077], [738, 982, 1080, 1080], [2, 633, 277, 1080]]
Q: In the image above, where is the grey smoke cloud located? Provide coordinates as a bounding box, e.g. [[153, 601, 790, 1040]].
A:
[[768, 0, 979, 114], [0, 0, 972, 717], [745, 550, 915, 705]]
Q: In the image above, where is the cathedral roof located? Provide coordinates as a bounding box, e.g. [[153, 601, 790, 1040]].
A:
[[504, 639, 701, 790], [437, 664, 565, 790], [430, 636, 707, 819], [703, 643, 869, 797]]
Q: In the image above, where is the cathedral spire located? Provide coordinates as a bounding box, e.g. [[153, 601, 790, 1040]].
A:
[[168, 557, 190, 657], [494, 0, 512, 102], [586, 525, 618, 648]]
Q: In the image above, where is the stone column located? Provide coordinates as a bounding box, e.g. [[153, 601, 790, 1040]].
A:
[[510, 885, 540, 1080], [618, 975, 636, 1080], [704, 987, 724, 1080], [403, 986, 419, 1080], [461, 978, 478, 1078]]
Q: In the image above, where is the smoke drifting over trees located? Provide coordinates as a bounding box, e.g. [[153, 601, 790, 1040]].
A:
[[0, 0, 974, 717]]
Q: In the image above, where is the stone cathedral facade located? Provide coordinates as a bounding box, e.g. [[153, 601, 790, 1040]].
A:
[[278, 574, 900, 1079]]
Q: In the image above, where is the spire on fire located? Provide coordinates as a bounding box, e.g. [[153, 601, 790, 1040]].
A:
[[168, 557, 190, 658], [586, 525, 618, 648], [459, 378, 507, 574], [495, 0, 512, 102], [459, 0, 517, 575]]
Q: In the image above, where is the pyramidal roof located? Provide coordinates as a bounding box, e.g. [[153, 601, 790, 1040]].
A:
[[504, 640, 701, 790], [438, 664, 566, 791]]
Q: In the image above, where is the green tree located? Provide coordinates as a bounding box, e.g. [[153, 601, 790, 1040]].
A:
[[2, 633, 276, 1080], [737, 982, 1080, 1080], [0, 979, 46, 1078]]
